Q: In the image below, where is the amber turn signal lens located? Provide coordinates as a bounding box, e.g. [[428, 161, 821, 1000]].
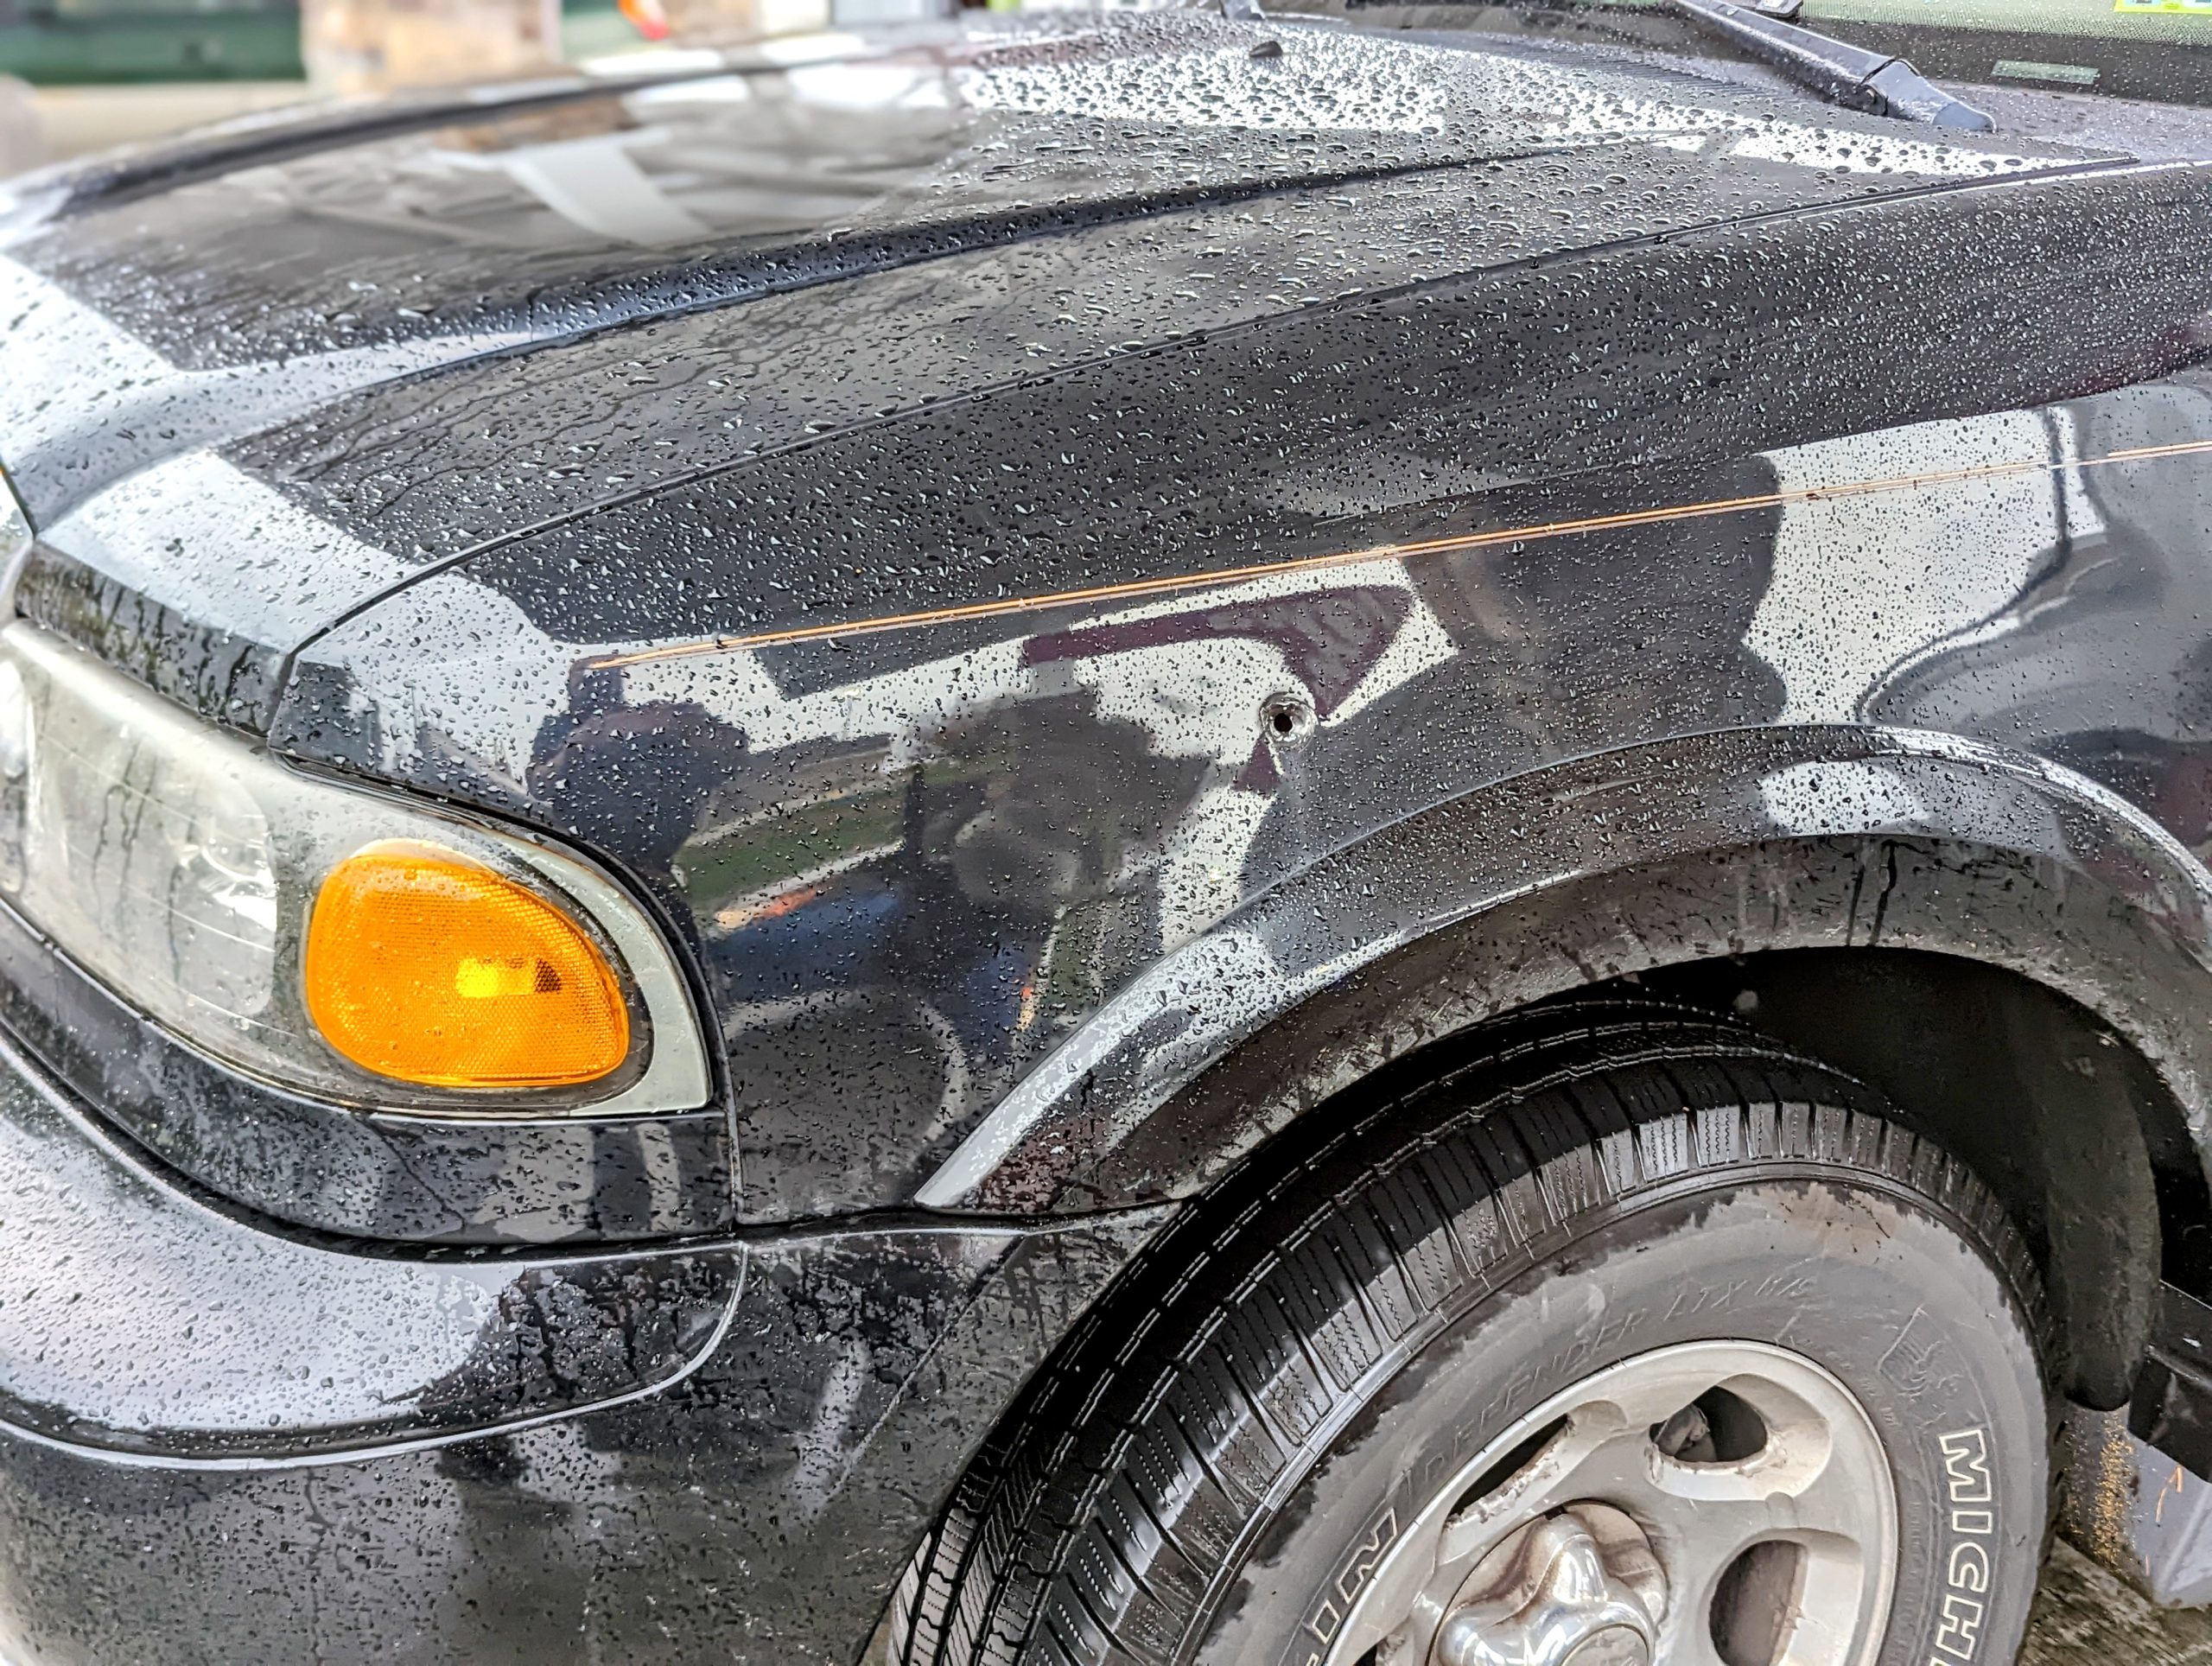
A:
[[304, 843, 630, 1089]]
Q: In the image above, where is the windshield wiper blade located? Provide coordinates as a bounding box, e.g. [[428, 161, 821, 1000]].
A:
[[1666, 0, 1995, 131]]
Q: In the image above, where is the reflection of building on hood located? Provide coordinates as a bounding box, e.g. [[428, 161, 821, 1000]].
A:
[[529, 659, 750, 881]]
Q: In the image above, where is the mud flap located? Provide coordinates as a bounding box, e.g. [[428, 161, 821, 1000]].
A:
[[2063, 1285, 2212, 1607]]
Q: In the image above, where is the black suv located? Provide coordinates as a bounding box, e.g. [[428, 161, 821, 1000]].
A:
[[2, 4, 2212, 1663]]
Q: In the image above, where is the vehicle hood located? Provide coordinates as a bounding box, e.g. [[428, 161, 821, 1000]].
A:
[[0, 7, 2138, 722]]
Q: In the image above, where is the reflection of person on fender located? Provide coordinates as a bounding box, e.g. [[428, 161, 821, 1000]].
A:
[[528, 660, 752, 895]]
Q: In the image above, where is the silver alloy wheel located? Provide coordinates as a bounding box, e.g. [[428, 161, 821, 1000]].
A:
[[1322, 1341, 1899, 1666]]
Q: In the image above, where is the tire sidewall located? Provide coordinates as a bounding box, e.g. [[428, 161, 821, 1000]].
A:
[[1198, 1172, 2047, 1666]]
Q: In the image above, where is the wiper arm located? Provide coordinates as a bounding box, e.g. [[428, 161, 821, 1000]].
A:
[[1666, 0, 1995, 132]]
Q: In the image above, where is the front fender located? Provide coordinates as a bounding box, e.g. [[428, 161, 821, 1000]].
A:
[[918, 724, 2212, 1213]]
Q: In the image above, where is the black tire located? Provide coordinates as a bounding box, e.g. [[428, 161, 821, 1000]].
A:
[[891, 1002, 2053, 1666]]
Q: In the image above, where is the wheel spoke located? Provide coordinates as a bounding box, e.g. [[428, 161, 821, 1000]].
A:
[[1639, 1387, 1884, 1555], [1630, 1480, 1799, 1582], [1656, 1626, 1734, 1666], [1434, 1413, 1620, 1567], [1319, 1343, 1896, 1666]]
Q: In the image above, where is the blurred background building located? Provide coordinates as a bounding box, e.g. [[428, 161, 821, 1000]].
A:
[[0, 0, 957, 174]]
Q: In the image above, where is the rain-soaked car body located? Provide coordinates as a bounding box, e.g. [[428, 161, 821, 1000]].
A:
[[8, 5, 2212, 1662]]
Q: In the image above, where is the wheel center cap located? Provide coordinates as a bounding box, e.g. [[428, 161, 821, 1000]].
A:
[[1558, 1627, 1652, 1666], [1434, 1504, 1666, 1666]]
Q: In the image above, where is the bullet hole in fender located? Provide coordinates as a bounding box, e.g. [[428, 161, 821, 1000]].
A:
[[1262, 692, 1313, 742]]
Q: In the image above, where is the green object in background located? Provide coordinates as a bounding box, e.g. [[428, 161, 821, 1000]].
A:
[[0, 0, 660, 88], [0, 2, 304, 86], [1393, 0, 2212, 106], [1785, 0, 2212, 103], [560, 0, 655, 63], [1796, 0, 2209, 39]]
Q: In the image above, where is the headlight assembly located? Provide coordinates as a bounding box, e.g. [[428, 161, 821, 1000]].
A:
[[0, 620, 708, 1116]]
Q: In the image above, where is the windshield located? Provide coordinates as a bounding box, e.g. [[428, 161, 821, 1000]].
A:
[[1263, 0, 2212, 115]]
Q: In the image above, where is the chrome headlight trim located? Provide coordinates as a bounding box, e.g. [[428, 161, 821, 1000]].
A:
[[488, 830, 714, 1119], [0, 465, 30, 619]]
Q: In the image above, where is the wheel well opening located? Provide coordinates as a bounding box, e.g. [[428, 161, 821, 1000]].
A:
[[1616, 947, 2205, 1410]]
